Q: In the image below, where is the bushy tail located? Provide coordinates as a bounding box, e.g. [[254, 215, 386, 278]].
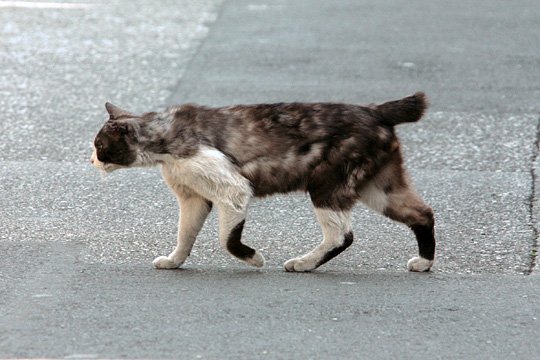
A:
[[376, 92, 428, 126]]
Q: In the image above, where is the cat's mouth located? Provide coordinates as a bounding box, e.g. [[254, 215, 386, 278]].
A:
[[94, 161, 122, 174], [90, 148, 121, 173], [93, 160, 121, 173]]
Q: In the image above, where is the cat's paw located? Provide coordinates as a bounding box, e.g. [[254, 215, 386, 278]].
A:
[[407, 256, 433, 272], [153, 256, 182, 269], [244, 251, 265, 268], [284, 257, 315, 272]]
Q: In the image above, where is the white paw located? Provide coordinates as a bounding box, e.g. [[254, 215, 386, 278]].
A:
[[152, 256, 182, 269], [245, 251, 265, 268], [407, 256, 433, 272], [284, 257, 316, 272]]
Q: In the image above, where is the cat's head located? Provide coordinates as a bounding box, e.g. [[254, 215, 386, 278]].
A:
[[90, 103, 143, 173]]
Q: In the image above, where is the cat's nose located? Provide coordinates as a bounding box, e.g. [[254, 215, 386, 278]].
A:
[[90, 158, 94, 165]]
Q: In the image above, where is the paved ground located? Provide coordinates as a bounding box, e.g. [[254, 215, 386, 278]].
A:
[[1, 0, 539, 359]]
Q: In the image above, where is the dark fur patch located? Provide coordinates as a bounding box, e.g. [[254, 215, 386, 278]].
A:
[[298, 142, 312, 155], [410, 223, 435, 261], [308, 163, 356, 210], [315, 231, 354, 268], [225, 220, 256, 260]]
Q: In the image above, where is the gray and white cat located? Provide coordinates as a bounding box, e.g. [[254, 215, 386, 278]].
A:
[[91, 93, 435, 272]]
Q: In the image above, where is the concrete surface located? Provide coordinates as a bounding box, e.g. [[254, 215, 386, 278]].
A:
[[1, 0, 539, 359]]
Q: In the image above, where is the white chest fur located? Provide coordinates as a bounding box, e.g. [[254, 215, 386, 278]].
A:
[[160, 146, 253, 211]]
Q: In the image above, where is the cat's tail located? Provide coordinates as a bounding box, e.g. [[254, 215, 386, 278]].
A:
[[375, 92, 428, 126]]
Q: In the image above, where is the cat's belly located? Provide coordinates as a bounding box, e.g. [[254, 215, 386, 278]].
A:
[[240, 159, 310, 197]]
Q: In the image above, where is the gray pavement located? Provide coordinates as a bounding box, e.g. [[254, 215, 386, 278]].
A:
[[1, 0, 539, 359]]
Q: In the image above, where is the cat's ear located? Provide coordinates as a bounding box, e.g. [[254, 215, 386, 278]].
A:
[[105, 102, 133, 120]]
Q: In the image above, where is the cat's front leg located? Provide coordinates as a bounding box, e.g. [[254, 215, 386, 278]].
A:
[[153, 195, 212, 269], [217, 203, 265, 268]]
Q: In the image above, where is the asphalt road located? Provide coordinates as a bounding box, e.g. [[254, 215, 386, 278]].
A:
[[1, 0, 539, 359]]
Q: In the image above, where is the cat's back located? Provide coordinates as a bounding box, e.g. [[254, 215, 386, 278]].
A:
[[188, 102, 388, 162], [221, 102, 378, 136]]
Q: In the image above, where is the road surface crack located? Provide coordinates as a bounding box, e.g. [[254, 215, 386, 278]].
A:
[[526, 116, 540, 275]]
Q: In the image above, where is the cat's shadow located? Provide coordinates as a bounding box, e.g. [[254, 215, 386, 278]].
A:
[[152, 266, 433, 282]]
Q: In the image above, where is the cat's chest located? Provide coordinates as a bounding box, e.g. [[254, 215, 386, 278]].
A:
[[161, 160, 188, 186], [160, 156, 209, 188], [160, 146, 250, 196]]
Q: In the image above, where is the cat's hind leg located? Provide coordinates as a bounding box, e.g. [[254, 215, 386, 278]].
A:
[[284, 208, 353, 272], [217, 203, 265, 267], [360, 178, 435, 272], [153, 194, 212, 269]]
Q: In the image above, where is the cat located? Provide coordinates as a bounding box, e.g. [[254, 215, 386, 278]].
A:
[[90, 92, 435, 272]]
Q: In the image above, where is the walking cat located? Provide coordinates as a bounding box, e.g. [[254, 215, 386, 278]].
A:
[[91, 93, 435, 272]]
